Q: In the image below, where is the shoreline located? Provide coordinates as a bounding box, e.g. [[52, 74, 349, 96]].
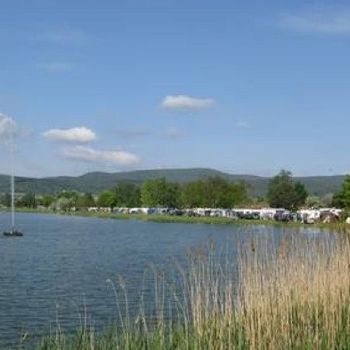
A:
[[4, 207, 350, 232]]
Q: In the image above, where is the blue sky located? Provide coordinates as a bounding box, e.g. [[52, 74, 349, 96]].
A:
[[1, 0, 350, 177]]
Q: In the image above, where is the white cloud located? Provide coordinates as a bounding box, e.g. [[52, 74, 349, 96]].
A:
[[280, 9, 350, 35], [61, 145, 140, 166], [0, 113, 17, 140], [37, 62, 74, 73], [43, 127, 97, 143], [161, 95, 215, 110]]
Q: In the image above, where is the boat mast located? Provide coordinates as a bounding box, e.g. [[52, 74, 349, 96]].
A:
[[10, 131, 15, 233]]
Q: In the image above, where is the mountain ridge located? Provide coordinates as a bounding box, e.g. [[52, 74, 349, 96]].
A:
[[0, 168, 345, 197]]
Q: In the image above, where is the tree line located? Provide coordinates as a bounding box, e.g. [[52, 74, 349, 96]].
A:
[[2, 170, 350, 211], [90, 176, 248, 210], [0, 176, 248, 210]]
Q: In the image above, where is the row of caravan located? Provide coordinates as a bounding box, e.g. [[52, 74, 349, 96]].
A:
[[104, 207, 343, 224]]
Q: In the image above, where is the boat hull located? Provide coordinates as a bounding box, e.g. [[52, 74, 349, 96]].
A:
[[3, 231, 23, 237]]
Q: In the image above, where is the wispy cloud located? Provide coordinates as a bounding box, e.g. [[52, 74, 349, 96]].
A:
[[37, 62, 74, 73], [235, 121, 251, 129], [161, 95, 215, 110], [0, 113, 17, 141], [279, 9, 350, 35], [61, 145, 140, 166], [37, 28, 88, 46], [164, 127, 184, 139], [43, 127, 97, 143]]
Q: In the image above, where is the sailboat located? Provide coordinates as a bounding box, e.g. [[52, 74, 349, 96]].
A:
[[3, 130, 23, 237], [3, 174, 23, 237]]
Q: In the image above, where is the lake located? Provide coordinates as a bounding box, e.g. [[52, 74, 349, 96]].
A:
[[0, 212, 331, 348]]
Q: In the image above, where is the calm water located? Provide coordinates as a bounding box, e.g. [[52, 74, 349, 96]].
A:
[[0, 213, 330, 348]]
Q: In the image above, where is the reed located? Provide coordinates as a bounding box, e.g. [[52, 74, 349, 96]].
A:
[[35, 233, 350, 349]]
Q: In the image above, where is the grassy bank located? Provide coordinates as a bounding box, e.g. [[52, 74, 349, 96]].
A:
[[34, 234, 350, 349], [10, 207, 350, 233]]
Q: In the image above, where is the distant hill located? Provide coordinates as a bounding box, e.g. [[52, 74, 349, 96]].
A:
[[0, 168, 345, 197]]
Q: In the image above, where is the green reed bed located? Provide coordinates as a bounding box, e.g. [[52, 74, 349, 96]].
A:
[[32, 233, 350, 349]]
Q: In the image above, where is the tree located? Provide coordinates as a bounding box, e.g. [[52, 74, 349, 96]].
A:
[[332, 175, 350, 208], [204, 176, 247, 208], [320, 193, 333, 208], [332, 193, 344, 208], [181, 181, 207, 208], [164, 182, 181, 208], [97, 190, 117, 209], [1, 192, 11, 207], [141, 178, 180, 207], [267, 170, 308, 210], [54, 191, 79, 211], [305, 195, 321, 209], [76, 193, 96, 209], [20, 192, 37, 208], [294, 182, 308, 208], [40, 195, 55, 208], [54, 197, 72, 212], [181, 177, 248, 209], [115, 183, 141, 208], [57, 190, 79, 202], [341, 176, 350, 208]]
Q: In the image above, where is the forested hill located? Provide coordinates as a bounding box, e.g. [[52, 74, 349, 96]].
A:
[[0, 168, 345, 197]]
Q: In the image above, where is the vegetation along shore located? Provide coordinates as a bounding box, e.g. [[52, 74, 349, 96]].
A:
[[10, 208, 350, 234], [3, 170, 350, 231]]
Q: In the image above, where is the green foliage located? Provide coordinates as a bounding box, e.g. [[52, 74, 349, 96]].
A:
[[0, 169, 347, 198], [40, 194, 55, 208], [294, 181, 308, 208], [332, 193, 344, 208], [267, 170, 308, 210], [332, 175, 350, 209], [53, 197, 72, 212], [141, 178, 180, 207], [306, 195, 322, 208], [181, 180, 207, 208], [76, 193, 96, 208], [114, 182, 141, 207], [55, 191, 96, 209], [320, 193, 334, 208], [13, 176, 248, 210], [206, 176, 247, 208], [19, 192, 37, 208], [306, 194, 334, 209], [340, 175, 350, 208], [57, 190, 79, 200], [52, 191, 79, 211], [181, 177, 247, 208], [0, 192, 11, 207], [97, 190, 117, 209]]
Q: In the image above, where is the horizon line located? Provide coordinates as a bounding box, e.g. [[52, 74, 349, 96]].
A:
[[0, 167, 348, 180]]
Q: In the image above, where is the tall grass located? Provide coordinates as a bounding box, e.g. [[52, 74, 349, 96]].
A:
[[35, 234, 350, 349]]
